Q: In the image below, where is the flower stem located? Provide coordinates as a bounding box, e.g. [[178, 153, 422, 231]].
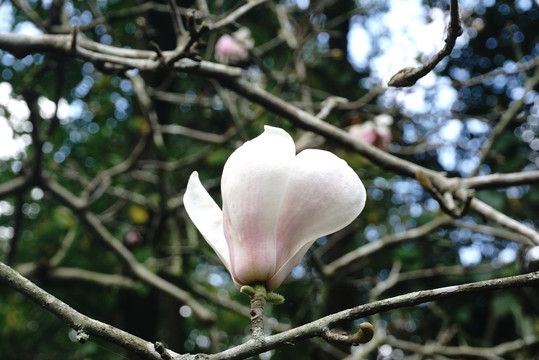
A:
[[249, 284, 267, 339], [241, 283, 284, 343]]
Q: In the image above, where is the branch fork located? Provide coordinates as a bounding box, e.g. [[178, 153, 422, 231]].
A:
[[416, 170, 473, 218]]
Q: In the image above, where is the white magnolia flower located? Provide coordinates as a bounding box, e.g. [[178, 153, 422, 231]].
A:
[[184, 126, 366, 290]]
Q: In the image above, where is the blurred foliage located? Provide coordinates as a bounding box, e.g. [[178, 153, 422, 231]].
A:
[[0, 0, 538, 359]]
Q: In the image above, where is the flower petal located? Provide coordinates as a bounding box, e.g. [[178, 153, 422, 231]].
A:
[[221, 126, 296, 285], [266, 241, 312, 290], [275, 149, 366, 272], [183, 172, 231, 271]]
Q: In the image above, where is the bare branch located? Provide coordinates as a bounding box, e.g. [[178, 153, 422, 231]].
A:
[[210, 0, 269, 30], [41, 174, 217, 323], [387, 335, 538, 359], [316, 96, 348, 120], [2, 254, 537, 360], [463, 170, 539, 190], [324, 216, 451, 276], [217, 76, 431, 178], [470, 198, 539, 245], [159, 124, 237, 143], [129, 74, 165, 149], [209, 271, 539, 360], [0, 261, 168, 360], [0, 176, 31, 198], [470, 66, 539, 177], [452, 219, 533, 245], [16, 263, 139, 289], [452, 54, 539, 88], [12, 0, 46, 31], [166, 0, 186, 41]]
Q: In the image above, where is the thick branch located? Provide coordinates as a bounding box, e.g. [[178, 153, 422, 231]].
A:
[[218, 77, 430, 178], [0, 32, 460, 182], [2, 262, 537, 360], [0, 261, 166, 360], [0, 33, 243, 76], [209, 271, 539, 360]]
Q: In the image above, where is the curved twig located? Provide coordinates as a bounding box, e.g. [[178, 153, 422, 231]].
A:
[[387, 0, 462, 87]]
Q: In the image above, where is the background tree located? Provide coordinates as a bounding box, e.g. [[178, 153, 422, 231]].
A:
[[0, 0, 538, 359]]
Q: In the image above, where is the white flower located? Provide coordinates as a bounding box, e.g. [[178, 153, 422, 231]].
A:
[[184, 126, 366, 290]]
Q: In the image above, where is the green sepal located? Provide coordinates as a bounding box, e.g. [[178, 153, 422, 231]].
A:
[[266, 291, 285, 304], [240, 285, 256, 297]]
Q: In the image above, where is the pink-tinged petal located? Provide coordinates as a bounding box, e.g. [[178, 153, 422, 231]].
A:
[[221, 126, 296, 285], [215, 34, 249, 63], [275, 149, 366, 272], [266, 241, 312, 291], [377, 129, 392, 150], [183, 172, 231, 272], [349, 122, 377, 145]]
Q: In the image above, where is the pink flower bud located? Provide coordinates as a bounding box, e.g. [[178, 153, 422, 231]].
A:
[[214, 34, 249, 64], [349, 122, 378, 145], [124, 231, 143, 247], [184, 126, 366, 290], [349, 114, 393, 150]]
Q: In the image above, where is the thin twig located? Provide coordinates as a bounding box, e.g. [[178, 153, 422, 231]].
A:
[[129, 73, 165, 149], [470, 198, 539, 245], [166, 0, 186, 42], [470, 66, 539, 177], [12, 0, 46, 31], [387, 335, 538, 359], [324, 216, 452, 276], [387, 0, 462, 87], [15, 263, 139, 289], [463, 170, 539, 190], [452, 54, 539, 88], [41, 174, 217, 322], [210, 0, 269, 30], [159, 124, 237, 143], [451, 219, 532, 245]]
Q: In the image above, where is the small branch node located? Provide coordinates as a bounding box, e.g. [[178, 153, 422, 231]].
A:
[[70, 25, 79, 51], [321, 322, 374, 346], [154, 341, 174, 360], [416, 170, 473, 218], [149, 41, 166, 64], [76, 329, 89, 344]]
